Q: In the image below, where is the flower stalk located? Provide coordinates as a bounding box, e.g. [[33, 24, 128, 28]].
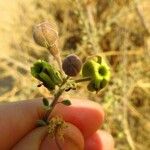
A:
[[44, 76, 70, 121], [75, 77, 91, 83]]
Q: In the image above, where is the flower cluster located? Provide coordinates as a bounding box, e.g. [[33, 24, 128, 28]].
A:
[[31, 21, 111, 147], [32, 21, 110, 92]]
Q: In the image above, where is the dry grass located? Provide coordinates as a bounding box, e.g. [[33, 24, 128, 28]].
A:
[[0, 0, 150, 149]]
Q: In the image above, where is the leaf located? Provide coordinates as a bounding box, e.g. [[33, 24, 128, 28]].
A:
[[42, 98, 49, 106], [61, 99, 71, 106]]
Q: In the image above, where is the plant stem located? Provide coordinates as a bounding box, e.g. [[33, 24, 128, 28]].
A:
[[50, 88, 65, 109], [45, 76, 69, 121], [44, 77, 90, 121], [60, 76, 70, 87], [75, 77, 91, 83]]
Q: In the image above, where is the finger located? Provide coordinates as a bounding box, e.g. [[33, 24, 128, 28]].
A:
[[0, 98, 104, 149], [51, 98, 104, 138], [40, 122, 84, 150], [85, 130, 114, 150], [13, 123, 84, 150], [12, 127, 47, 150], [0, 98, 44, 150]]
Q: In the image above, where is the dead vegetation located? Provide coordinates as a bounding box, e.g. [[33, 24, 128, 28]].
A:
[[0, 0, 149, 149]]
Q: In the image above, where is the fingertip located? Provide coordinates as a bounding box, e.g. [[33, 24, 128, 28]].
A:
[[85, 130, 114, 150], [98, 130, 114, 150], [0, 99, 44, 149], [40, 122, 84, 150]]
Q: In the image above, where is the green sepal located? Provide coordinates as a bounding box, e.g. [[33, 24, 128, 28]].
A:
[[43, 63, 62, 85], [87, 82, 97, 92], [100, 79, 108, 89], [31, 60, 63, 90], [31, 60, 44, 79], [39, 72, 55, 90], [82, 60, 97, 77]]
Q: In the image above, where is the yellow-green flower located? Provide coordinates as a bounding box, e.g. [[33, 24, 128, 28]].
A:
[[82, 56, 111, 91]]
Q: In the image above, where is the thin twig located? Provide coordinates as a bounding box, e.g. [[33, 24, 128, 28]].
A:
[[75, 77, 91, 83], [134, 1, 150, 35], [45, 76, 69, 121], [98, 49, 143, 56]]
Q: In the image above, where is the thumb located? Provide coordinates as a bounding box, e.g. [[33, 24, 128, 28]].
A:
[[12, 123, 84, 150]]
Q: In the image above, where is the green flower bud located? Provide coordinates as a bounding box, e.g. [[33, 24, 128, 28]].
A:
[[31, 60, 62, 90], [62, 54, 82, 76], [82, 56, 110, 91]]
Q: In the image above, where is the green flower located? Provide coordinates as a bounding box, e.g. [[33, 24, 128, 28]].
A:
[[82, 56, 111, 91], [31, 60, 62, 90]]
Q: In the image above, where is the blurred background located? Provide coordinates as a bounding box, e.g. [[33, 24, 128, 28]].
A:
[[0, 0, 149, 149]]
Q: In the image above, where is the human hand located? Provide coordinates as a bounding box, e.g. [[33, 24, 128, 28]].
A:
[[0, 98, 114, 150]]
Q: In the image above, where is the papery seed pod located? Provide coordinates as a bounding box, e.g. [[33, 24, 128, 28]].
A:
[[33, 21, 62, 69], [33, 21, 58, 48], [62, 54, 82, 76]]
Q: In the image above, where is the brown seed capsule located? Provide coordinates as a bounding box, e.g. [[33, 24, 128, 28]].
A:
[[33, 21, 62, 70], [62, 54, 82, 76], [33, 21, 58, 48]]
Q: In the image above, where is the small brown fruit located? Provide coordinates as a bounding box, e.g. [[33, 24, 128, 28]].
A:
[[62, 54, 82, 76]]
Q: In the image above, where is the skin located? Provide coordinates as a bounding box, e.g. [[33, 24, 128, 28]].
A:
[[0, 98, 114, 150]]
